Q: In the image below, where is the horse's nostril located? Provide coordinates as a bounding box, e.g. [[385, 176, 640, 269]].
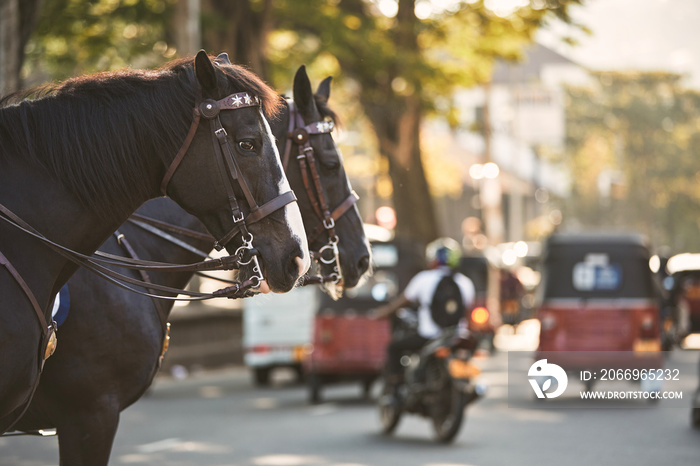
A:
[[358, 255, 370, 273], [294, 255, 309, 277]]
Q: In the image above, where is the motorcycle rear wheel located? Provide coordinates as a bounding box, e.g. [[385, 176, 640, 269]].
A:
[[379, 384, 402, 435], [431, 378, 467, 443]]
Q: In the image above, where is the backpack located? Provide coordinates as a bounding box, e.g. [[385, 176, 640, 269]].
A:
[[430, 272, 464, 328]]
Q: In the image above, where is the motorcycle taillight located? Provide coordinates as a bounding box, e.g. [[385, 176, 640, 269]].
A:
[[471, 307, 489, 325], [434, 346, 451, 358]]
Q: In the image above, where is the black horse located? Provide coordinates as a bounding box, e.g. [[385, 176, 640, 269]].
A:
[[281, 65, 370, 292], [12, 66, 370, 465], [0, 51, 309, 434]]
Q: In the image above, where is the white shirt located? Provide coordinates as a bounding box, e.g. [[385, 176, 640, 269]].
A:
[[403, 266, 475, 339]]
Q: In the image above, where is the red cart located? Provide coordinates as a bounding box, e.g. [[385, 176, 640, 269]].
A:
[[303, 238, 423, 403], [304, 313, 390, 403]]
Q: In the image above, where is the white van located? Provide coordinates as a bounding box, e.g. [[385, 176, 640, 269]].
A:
[[242, 285, 318, 385]]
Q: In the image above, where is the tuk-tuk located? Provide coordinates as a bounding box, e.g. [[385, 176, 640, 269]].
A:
[[535, 233, 663, 373], [666, 253, 700, 340], [303, 238, 424, 403]]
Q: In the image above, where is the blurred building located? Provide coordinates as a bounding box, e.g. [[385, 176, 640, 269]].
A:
[[428, 43, 591, 252]]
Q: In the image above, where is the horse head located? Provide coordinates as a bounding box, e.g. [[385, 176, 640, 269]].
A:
[[273, 66, 371, 298], [163, 51, 309, 293]]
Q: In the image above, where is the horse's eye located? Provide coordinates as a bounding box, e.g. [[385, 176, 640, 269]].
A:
[[322, 161, 341, 173], [238, 140, 255, 152]]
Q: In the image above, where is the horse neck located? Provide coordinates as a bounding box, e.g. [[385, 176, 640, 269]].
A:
[[0, 157, 146, 313], [0, 84, 188, 305]]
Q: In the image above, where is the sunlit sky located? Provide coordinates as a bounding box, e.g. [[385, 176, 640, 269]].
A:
[[374, 0, 700, 90], [537, 0, 700, 90]]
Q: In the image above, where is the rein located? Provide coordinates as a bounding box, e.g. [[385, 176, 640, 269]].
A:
[[282, 101, 359, 285]]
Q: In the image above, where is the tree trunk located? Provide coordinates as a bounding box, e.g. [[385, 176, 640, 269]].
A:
[[0, 0, 42, 95], [0, 0, 21, 96], [354, 0, 438, 246], [172, 0, 201, 56], [200, 0, 271, 78], [364, 94, 438, 246]]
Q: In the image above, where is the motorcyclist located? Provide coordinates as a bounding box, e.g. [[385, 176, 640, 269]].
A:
[[371, 237, 475, 396]]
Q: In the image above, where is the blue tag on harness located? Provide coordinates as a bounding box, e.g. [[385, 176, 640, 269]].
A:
[[50, 285, 70, 327]]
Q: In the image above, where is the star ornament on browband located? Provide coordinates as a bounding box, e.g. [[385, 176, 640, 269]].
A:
[[229, 93, 258, 108], [316, 121, 334, 133]]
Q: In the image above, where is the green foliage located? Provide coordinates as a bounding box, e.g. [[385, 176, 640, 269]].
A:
[[565, 71, 700, 252], [23, 0, 178, 84], [266, 0, 584, 113], [21, 0, 586, 242]]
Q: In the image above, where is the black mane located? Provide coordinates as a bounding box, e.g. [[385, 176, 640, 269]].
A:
[[0, 56, 281, 219]]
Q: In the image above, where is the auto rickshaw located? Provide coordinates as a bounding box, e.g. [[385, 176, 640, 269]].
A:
[[535, 233, 663, 382], [666, 253, 700, 340], [303, 237, 424, 403]]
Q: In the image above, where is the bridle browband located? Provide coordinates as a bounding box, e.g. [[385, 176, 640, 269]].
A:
[[282, 101, 359, 284]]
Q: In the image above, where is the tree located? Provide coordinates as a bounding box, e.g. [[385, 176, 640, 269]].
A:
[[264, 0, 584, 246], [0, 0, 41, 95], [564, 71, 700, 251], [20, 0, 584, 247], [22, 0, 178, 83]]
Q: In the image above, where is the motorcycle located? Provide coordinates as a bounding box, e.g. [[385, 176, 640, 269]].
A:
[[378, 309, 486, 443]]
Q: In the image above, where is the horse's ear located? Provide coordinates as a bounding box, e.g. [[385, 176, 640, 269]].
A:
[[195, 50, 217, 92], [316, 76, 332, 103], [215, 52, 231, 65], [293, 65, 315, 116]]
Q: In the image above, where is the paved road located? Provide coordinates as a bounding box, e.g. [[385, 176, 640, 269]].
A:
[[2, 332, 699, 465]]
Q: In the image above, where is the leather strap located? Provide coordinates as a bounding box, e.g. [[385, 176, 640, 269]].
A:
[[307, 191, 359, 243], [128, 213, 214, 242], [161, 91, 260, 195], [127, 219, 213, 259], [114, 230, 169, 333], [0, 249, 47, 336], [160, 109, 201, 195], [214, 190, 297, 250]]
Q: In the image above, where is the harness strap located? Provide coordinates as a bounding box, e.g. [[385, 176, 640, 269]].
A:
[[209, 118, 250, 250], [0, 250, 46, 336], [114, 230, 168, 330], [89, 249, 239, 272], [127, 219, 213, 260], [0, 204, 53, 343], [0, 201, 252, 300], [213, 117, 258, 211], [214, 190, 298, 249], [160, 109, 201, 195], [128, 213, 214, 242], [307, 190, 359, 243]]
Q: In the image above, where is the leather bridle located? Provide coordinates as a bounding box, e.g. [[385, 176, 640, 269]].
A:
[[282, 101, 359, 284], [162, 91, 297, 288], [0, 90, 299, 366]]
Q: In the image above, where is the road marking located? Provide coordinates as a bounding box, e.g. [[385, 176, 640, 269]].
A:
[[136, 438, 181, 453]]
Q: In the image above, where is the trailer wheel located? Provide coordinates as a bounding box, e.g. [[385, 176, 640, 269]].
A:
[[253, 367, 271, 387], [308, 371, 322, 404], [362, 377, 375, 400]]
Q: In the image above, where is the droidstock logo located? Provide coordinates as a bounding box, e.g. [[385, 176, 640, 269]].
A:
[[528, 359, 568, 399]]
